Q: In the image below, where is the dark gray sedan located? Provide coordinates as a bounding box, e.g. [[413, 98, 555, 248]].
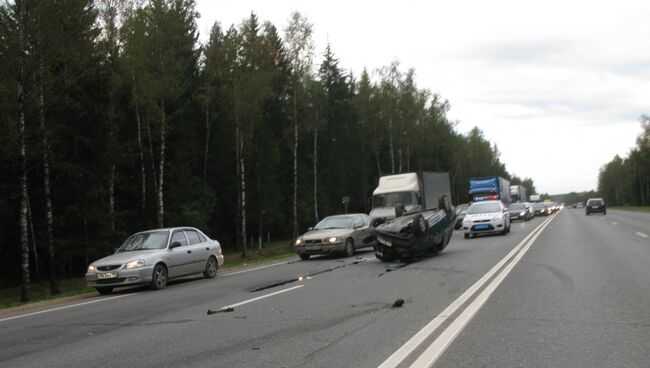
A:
[[85, 227, 224, 295], [294, 214, 376, 260]]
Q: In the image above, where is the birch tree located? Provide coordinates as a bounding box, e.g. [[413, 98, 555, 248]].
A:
[[284, 12, 314, 239]]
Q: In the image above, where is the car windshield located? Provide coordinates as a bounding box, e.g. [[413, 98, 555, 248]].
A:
[[510, 203, 525, 210], [467, 202, 501, 214], [373, 192, 415, 208], [118, 231, 169, 252], [313, 217, 352, 230]]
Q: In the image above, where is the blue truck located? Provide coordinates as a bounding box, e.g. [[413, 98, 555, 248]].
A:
[[468, 176, 511, 206]]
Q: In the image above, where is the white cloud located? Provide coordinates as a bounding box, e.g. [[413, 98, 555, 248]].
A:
[[195, 0, 650, 194]]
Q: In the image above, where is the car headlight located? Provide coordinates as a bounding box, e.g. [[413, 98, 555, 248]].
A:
[[492, 216, 501, 221], [295, 238, 303, 246], [87, 265, 95, 273], [520, 211, 525, 216], [328, 237, 338, 244], [125, 259, 145, 269]]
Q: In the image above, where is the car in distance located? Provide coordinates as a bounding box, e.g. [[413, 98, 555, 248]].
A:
[[86, 227, 224, 295], [294, 214, 375, 260], [462, 200, 510, 238], [508, 202, 533, 221], [455, 204, 468, 229], [585, 198, 606, 215], [532, 202, 550, 216]]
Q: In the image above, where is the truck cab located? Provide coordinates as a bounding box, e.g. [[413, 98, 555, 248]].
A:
[[369, 172, 451, 221]]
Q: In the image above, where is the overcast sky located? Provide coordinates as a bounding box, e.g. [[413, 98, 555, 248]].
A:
[[195, 0, 650, 195]]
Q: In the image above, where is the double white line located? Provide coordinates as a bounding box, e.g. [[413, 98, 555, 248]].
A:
[[379, 213, 558, 368]]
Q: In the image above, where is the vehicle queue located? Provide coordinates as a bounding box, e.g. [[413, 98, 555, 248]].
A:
[[84, 171, 564, 295]]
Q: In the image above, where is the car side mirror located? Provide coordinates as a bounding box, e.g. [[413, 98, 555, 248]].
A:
[[307, 226, 313, 231], [503, 208, 508, 212], [170, 241, 182, 249]]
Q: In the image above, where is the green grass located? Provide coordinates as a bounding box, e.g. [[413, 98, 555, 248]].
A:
[[0, 239, 296, 310], [0, 278, 94, 309], [222, 239, 296, 269], [612, 206, 650, 213]]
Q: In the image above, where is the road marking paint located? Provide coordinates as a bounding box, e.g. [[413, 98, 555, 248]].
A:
[[612, 222, 618, 226], [221, 258, 298, 277], [410, 213, 555, 368], [221, 284, 304, 310], [0, 294, 134, 323], [636, 232, 648, 238], [378, 213, 557, 368]]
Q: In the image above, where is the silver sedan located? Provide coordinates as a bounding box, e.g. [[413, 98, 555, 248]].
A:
[[293, 214, 376, 260], [85, 227, 224, 294]]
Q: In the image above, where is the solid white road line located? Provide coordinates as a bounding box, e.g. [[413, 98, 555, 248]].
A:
[[636, 232, 648, 238], [221, 259, 298, 277], [0, 294, 134, 324], [410, 214, 555, 368], [221, 284, 304, 310], [377, 214, 557, 368]]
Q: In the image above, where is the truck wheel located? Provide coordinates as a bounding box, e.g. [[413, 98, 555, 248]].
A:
[[299, 253, 310, 260]]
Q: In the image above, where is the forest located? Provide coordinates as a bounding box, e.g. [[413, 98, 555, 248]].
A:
[[598, 116, 650, 206], [0, 0, 536, 299]]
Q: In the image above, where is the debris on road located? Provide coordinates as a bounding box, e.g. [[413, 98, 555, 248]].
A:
[[207, 307, 235, 315], [392, 299, 405, 308]]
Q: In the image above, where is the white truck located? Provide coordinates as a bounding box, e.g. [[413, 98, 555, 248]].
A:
[[369, 172, 452, 221]]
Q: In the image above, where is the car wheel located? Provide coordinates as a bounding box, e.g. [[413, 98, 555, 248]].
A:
[[464, 233, 470, 239], [96, 287, 113, 295], [344, 238, 355, 257], [299, 253, 310, 260], [203, 257, 218, 279], [412, 214, 428, 235], [603, 210, 607, 215], [150, 264, 168, 290], [501, 223, 508, 235]]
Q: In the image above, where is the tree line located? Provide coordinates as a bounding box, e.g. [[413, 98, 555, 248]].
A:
[[0, 0, 536, 300], [598, 116, 650, 206]]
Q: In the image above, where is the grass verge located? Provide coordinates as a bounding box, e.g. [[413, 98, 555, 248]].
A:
[[0, 278, 94, 309], [0, 239, 295, 310]]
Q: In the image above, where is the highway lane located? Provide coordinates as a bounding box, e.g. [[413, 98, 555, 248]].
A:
[[4, 209, 645, 367], [435, 208, 650, 368]]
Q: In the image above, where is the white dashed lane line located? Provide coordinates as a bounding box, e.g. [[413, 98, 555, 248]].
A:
[[636, 232, 648, 239]]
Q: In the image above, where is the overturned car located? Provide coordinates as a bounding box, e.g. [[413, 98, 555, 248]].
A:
[[372, 195, 456, 261]]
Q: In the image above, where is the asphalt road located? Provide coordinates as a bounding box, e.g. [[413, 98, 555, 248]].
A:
[[1, 208, 648, 367]]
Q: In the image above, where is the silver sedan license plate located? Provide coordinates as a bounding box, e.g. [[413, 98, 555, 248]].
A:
[[306, 245, 320, 251], [97, 272, 118, 280]]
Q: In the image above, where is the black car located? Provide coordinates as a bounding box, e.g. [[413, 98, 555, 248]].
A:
[[532, 202, 550, 216], [508, 202, 533, 221], [373, 195, 456, 261], [585, 198, 606, 215]]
